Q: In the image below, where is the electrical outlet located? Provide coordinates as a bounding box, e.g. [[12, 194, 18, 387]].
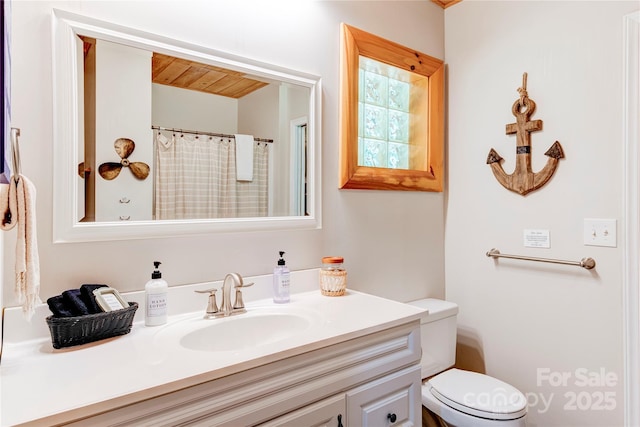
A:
[[583, 218, 617, 247]]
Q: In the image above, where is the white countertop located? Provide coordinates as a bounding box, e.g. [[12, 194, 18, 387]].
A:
[[0, 270, 425, 427]]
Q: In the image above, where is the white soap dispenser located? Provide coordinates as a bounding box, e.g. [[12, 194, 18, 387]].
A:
[[145, 261, 168, 326], [273, 251, 290, 303]]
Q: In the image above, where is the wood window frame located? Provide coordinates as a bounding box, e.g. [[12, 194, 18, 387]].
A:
[[339, 23, 445, 192]]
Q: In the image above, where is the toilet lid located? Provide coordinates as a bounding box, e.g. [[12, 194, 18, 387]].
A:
[[428, 369, 527, 420]]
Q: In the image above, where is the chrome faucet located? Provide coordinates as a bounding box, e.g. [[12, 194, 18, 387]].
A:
[[219, 273, 238, 316], [196, 273, 253, 319]]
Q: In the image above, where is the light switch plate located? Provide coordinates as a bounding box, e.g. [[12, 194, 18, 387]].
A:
[[584, 218, 617, 247]]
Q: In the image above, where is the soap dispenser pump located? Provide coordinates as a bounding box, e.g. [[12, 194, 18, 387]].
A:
[[145, 261, 168, 326], [272, 251, 290, 303]]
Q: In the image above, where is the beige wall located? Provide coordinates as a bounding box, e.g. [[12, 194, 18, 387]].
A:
[[445, 1, 636, 425], [152, 84, 239, 134], [4, 1, 445, 305]]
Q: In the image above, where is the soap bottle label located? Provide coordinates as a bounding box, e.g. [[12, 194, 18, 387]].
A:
[[147, 293, 167, 317], [280, 276, 290, 290], [273, 272, 290, 303]]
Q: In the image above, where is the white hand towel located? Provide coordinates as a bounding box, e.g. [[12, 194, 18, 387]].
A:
[[0, 174, 41, 320], [156, 131, 173, 150], [234, 134, 254, 182]]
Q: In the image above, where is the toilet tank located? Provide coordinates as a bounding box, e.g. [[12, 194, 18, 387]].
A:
[[407, 299, 458, 379]]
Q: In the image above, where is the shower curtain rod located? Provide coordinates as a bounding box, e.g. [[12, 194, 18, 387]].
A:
[[152, 126, 273, 143]]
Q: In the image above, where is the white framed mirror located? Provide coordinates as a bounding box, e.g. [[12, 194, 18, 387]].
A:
[[52, 9, 321, 243]]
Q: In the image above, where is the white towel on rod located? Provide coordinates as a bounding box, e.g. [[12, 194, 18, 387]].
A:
[[234, 134, 254, 182], [0, 174, 41, 320]]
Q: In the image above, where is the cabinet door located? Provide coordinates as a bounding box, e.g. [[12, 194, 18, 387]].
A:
[[347, 365, 421, 427], [257, 394, 346, 427]]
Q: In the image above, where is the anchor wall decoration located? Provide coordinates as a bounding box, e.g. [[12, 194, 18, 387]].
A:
[[486, 73, 564, 195]]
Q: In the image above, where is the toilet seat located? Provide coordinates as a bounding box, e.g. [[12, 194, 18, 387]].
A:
[[427, 369, 527, 420]]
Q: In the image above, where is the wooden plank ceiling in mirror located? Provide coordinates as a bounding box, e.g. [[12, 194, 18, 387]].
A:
[[81, 38, 268, 98], [151, 53, 269, 98]]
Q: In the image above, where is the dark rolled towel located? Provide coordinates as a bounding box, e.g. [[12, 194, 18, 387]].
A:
[[62, 289, 90, 316], [80, 284, 108, 314], [46, 295, 76, 317]]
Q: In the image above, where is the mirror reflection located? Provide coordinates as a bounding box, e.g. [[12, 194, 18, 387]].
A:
[[53, 9, 320, 242], [79, 37, 310, 223]]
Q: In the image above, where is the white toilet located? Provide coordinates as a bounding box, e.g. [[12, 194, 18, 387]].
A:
[[408, 299, 527, 427]]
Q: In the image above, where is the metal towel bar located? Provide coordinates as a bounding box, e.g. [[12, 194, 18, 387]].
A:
[[486, 248, 596, 270], [10, 128, 21, 176]]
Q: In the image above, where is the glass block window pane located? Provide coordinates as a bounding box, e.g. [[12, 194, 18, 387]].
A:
[[363, 104, 387, 140], [363, 70, 388, 107], [388, 142, 409, 169], [363, 138, 388, 167], [388, 110, 409, 143], [388, 79, 410, 112], [357, 56, 427, 170]]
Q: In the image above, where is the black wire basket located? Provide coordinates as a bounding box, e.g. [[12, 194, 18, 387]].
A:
[[46, 302, 138, 349]]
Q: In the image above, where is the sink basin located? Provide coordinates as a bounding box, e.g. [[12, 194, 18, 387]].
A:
[[181, 312, 311, 352], [156, 306, 319, 352]]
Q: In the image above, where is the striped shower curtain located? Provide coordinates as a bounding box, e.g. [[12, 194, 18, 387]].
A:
[[154, 132, 268, 220]]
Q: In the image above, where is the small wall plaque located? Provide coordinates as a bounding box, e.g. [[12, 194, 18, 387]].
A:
[[523, 229, 550, 248]]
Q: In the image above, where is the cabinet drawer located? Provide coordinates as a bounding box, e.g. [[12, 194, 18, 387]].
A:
[[347, 365, 421, 427], [257, 394, 346, 427]]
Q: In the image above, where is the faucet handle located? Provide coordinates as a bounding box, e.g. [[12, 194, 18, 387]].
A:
[[233, 288, 246, 310], [232, 281, 253, 310], [195, 289, 219, 318]]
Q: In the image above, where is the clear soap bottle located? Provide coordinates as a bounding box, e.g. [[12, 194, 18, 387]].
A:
[[273, 251, 290, 303], [145, 261, 168, 326]]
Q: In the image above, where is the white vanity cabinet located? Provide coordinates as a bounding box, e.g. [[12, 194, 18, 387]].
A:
[[346, 365, 421, 426], [64, 321, 421, 427], [259, 366, 421, 427]]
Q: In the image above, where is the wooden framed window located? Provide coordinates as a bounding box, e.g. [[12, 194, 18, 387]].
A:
[[339, 23, 444, 192]]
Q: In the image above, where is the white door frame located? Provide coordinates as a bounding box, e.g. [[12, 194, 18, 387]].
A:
[[623, 10, 639, 427], [289, 116, 308, 216]]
